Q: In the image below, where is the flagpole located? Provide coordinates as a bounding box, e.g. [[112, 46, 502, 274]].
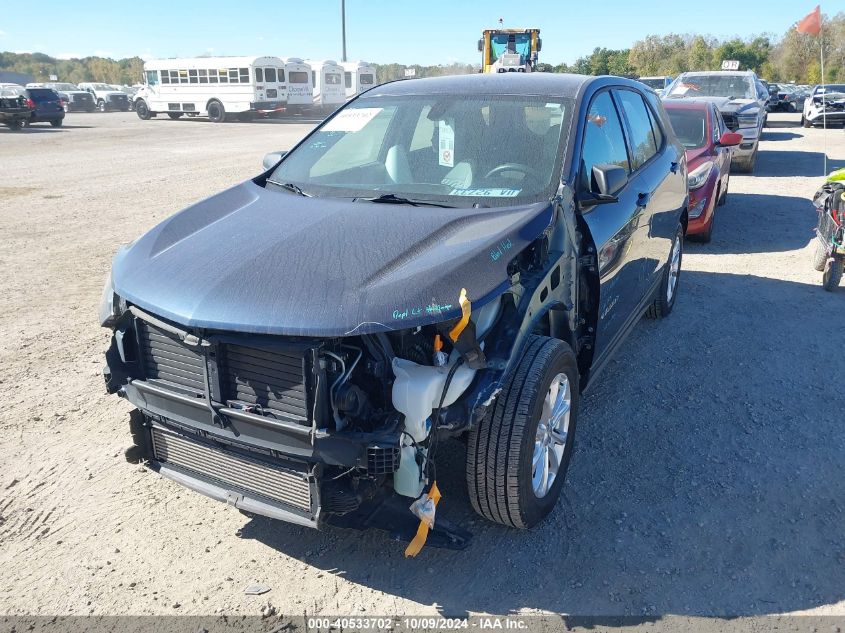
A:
[[821, 11, 827, 176]]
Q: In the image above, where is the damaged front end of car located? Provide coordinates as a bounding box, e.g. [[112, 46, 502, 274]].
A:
[[100, 187, 579, 551]]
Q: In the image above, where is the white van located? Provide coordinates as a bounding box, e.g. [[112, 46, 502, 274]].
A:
[[135, 56, 286, 122], [304, 59, 346, 115], [340, 61, 377, 99], [283, 58, 313, 114]]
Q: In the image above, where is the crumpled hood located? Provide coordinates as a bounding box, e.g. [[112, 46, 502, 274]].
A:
[[112, 181, 554, 336], [686, 96, 760, 115], [670, 96, 759, 115]]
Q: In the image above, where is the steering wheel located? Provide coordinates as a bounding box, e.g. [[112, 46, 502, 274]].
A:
[[484, 163, 534, 179]]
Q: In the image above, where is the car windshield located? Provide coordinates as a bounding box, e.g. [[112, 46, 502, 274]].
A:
[[269, 94, 572, 207], [667, 74, 755, 100], [818, 84, 845, 95], [52, 83, 78, 90], [666, 108, 707, 149], [91, 84, 112, 90]]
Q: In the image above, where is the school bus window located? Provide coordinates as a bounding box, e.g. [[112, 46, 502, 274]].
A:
[[265, 68, 276, 82], [209, 69, 218, 83], [219, 69, 228, 84], [188, 69, 198, 84], [255, 68, 264, 82], [239, 68, 249, 83], [344, 72, 352, 88], [161, 71, 170, 85], [198, 69, 208, 84], [278, 69, 285, 82], [360, 74, 374, 85]]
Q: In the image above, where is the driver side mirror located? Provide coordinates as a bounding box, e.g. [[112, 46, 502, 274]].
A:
[[592, 163, 627, 198], [262, 150, 287, 170], [579, 163, 627, 208], [717, 132, 742, 147]]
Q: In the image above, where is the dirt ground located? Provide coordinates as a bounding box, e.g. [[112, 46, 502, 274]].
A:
[[0, 111, 843, 618]]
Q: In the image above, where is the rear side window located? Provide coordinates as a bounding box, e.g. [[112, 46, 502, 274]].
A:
[[256, 68, 264, 82], [615, 89, 658, 170], [646, 104, 664, 149], [580, 91, 630, 191], [265, 68, 277, 82], [290, 71, 309, 83]]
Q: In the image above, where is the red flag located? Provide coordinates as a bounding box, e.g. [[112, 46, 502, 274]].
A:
[[796, 5, 822, 36]]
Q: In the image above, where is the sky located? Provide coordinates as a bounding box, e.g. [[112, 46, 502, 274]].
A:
[[0, 0, 830, 66]]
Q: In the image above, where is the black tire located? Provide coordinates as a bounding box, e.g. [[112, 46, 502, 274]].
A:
[[467, 335, 580, 529], [135, 100, 151, 120], [22, 117, 30, 128], [7, 120, 22, 131], [207, 100, 226, 123], [739, 149, 757, 174], [167, 113, 183, 120], [50, 118, 63, 128], [822, 257, 843, 292], [646, 223, 684, 319], [97, 99, 106, 113], [812, 241, 828, 272], [802, 116, 812, 128]]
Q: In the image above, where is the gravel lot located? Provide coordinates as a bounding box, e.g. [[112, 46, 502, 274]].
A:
[[0, 111, 843, 618]]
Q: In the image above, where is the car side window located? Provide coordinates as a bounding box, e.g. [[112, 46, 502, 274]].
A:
[[580, 91, 630, 192], [615, 89, 658, 171]]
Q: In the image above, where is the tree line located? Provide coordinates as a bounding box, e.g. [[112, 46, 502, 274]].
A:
[[2, 11, 842, 86], [537, 11, 845, 83]]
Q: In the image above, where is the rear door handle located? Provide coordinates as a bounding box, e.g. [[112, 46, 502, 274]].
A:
[[670, 161, 679, 174], [637, 192, 650, 208]]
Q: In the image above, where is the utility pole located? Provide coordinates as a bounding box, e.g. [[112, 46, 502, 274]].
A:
[[341, 0, 347, 62]]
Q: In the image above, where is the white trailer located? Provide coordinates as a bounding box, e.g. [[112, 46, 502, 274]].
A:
[[304, 59, 346, 115], [282, 58, 313, 114], [340, 61, 377, 99], [135, 56, 286, 122]]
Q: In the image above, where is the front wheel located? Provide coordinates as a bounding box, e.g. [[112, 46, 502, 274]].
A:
[[646, 223, 684, 319], [135, 100, 151, 120], [7, 120, 23, 131], [467, 335, 580, 529], [50, 118, 63, 127], [207, 100, 226, 123], [812, 241, 828, 272], [823, 257, 843, 292]]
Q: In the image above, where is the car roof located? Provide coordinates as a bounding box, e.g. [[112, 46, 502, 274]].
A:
[[363, 72, 598, 98]]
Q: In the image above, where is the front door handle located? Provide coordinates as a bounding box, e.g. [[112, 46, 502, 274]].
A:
[[637, 192, 650, 208], [670, 161, 679, 174]]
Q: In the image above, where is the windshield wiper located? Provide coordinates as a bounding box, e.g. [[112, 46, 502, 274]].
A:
[[267, 181, 311, 197], [356, 193, 453, 208]]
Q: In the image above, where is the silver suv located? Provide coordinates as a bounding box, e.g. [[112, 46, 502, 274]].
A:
[[665, 70, 767, 173]]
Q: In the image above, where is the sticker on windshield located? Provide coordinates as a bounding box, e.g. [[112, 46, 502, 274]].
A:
[[322, 107, 383, 132], [438, 120, 455, 167], [449, 188, 521, 197]]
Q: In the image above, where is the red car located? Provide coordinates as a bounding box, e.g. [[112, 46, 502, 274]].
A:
[[663, 99, 742, 242]]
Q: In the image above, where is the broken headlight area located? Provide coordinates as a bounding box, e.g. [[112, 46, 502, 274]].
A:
[[102, 298, 503, 546]]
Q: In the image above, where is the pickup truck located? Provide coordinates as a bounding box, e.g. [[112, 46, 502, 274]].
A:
[[0, 89, 32, 130]]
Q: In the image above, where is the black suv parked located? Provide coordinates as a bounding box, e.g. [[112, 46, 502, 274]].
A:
[[101, 74, 688, 545], [21, 88, 65, 127]]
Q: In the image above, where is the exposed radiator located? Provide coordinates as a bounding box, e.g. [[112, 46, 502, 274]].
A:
[[137, 321, 206, 396], [151, 426, 312, 512], [224, 344, 308, 424]]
